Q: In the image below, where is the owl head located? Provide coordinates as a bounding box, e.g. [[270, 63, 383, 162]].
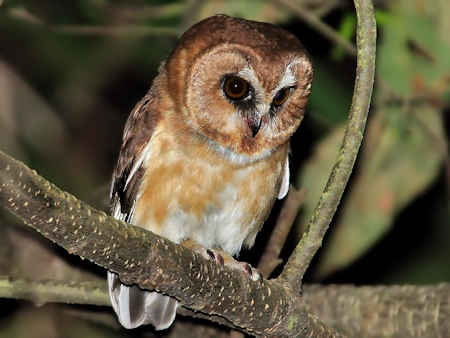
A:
[[164, 15, 313, 163]]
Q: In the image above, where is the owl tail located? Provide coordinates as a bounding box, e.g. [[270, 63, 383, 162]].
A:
[[107, 271, 178, 330]]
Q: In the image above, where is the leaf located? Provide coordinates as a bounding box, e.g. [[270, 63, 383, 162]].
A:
[[309, 108, 445, 278], [295, 0, 449, 279], [378, 0, 450, 98]]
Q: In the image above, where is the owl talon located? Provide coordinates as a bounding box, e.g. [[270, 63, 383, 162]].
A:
[[240, 262, 262, 282], [206, 249, 215, 260], [241, 262, 252, 275], [205, 250, 262, 282], [206, 249, 224, 266]]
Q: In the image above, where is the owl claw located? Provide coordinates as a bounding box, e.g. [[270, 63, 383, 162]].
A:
[[206, 249, 262, 282], [206, 249, 224, 266], [184, 242, 262, 282], [206, 249, 215, 260], [240, 262, 262, 282]]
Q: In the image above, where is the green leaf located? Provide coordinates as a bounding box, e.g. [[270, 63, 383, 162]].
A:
[[378, 0, 450, 98], [297, 107, 445, 279], [295, 0, 449, 278]]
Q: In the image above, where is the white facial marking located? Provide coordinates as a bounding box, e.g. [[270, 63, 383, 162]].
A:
[[237, 66, 261, 97], [236, 66, 269, 122], [271, 57, 301, 97]]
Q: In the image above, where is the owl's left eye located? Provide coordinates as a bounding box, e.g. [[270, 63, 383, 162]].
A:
[[272, 87, 295, 107], [222, 75, 250, 101]]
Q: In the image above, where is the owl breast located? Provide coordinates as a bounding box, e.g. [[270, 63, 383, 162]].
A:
[[132, 124, 287, 256]]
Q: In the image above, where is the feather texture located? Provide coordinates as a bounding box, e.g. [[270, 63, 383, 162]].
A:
[[108, 272, 177, 330], [108, 87, 179, 330], [107, 14, 312, 331]]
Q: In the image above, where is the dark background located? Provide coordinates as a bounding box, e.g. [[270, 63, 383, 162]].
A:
[[0, 0, 448, 337]]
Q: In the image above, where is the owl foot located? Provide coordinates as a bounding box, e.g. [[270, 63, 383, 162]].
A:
[[206, 249, 224, 265], [206, 249, 262, 282], [239, 262, 263, 282], [181, 240, 262, 282]]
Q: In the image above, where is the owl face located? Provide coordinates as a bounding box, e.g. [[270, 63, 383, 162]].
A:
[[165, 15, 313, 163]]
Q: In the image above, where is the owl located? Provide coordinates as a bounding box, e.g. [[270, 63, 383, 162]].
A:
[[108, 14, 313, 330]]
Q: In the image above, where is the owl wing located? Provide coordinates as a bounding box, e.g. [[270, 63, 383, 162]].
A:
[[110, 95, 154, 223], [108, 95, 177, 330]]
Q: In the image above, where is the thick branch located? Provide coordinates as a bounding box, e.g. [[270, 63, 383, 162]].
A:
[[303, 284, 450, 337], [279, 0, 376, 288], [0, 150, 341, 337]]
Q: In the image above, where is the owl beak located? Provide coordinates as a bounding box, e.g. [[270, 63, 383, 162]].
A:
[[247, 116, 262, 137]]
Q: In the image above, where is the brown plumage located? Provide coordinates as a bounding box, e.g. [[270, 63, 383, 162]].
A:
[[108, 14, 313, 330]]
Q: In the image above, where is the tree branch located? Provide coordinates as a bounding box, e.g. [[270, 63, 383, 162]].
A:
[[257, 187, 306, 278], [303, 284, 450, 337], [0, 150, 341, 337], [51, 25, 179, 37], [278, 0, 376, 289], [273, 0, 357, 56], [7, 6, 180, 37], [3, 275, 449, 337], [0, 277, 109, 306]]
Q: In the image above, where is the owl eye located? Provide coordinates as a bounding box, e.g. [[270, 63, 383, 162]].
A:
[[272, 87, 294, 106], [222, 76, 250, 100]]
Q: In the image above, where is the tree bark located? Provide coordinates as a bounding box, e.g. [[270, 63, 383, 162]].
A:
[[0, 150, 342, 337]]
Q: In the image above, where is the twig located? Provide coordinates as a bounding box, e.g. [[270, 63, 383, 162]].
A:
[[278, 0, 376, 289], [273, 0, 422, 141], [258, 187, 306, 279], [272, 0, 357, 56], [51, 25, 179, 37], [7, 6, 180, 37], [312, 0, 342, 17], [106, 3, 186, 23], [0, 277, 109, 306]]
